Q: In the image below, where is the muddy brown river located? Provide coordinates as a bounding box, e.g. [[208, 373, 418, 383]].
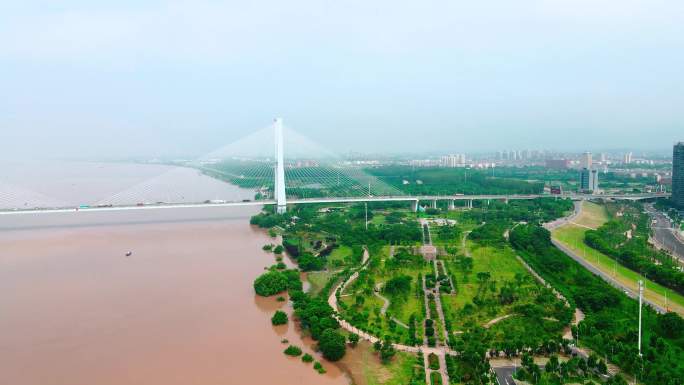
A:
[[0, 207, 353, 385]]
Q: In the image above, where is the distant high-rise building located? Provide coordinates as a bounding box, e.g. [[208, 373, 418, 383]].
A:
[[581, 152, 593, 169], [441, 154, 466, 168], [579, 168, 599, 192], [673, 143, 684, 208], [624, 152, 633, 164], [599, 153, 607, 162]]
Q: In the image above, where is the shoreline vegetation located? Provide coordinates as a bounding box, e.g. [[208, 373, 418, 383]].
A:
[[251, 198, 683, 385]]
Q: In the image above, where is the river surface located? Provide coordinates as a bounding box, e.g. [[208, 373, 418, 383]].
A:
[[0, 162, 355, 385], [0, 160, 253, 209]]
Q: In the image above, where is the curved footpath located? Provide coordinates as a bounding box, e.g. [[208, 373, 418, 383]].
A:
[[327, 249, 457, 357]]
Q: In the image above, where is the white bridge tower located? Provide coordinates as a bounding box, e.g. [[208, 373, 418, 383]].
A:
[[274, 118, 287, 214]]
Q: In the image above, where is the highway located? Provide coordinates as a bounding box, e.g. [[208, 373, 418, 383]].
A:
[[492, 366, 517, 385], [0, 192, 669, 216], [644, 203, 684, 265], [551, 238, 665, 314]]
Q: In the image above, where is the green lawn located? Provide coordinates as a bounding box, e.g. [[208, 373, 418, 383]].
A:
[[347, 347, 420, 385], [306, 271, 333, 296], [552, 223, 684, 315], [573, 201, 609, 229], [328, 244, 352, 267], [371, 214, 387, 225], [442, 241, 546, 330]]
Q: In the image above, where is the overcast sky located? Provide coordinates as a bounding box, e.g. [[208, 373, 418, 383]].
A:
[[1, 0, 683, 159]]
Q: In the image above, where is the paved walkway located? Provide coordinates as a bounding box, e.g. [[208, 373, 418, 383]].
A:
[[374, 282, 410, 329], [327, 248, 458, 357], [430, 260, 450, 346]]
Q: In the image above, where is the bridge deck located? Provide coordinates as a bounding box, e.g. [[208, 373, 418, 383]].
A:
[[0, 193, 669, 216]]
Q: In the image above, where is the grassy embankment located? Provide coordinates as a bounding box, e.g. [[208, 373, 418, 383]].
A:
[[551, 201, 684, 315], [342, 344, 420, 385]]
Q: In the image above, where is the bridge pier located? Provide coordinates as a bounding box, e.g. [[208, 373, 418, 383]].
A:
[[274, 118, 287, 214], [467, 199, 473, 210], [448, 199, 455, 210], [410, 200, 419, 212], [430, 200, 437, 209]]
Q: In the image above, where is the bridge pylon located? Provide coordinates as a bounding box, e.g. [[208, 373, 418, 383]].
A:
[[274, 118, 287, 214]]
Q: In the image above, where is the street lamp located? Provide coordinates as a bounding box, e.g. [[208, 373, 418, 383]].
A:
[[638, 280, 643, 358]]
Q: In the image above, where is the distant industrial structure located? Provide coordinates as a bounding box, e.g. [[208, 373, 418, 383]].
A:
[[673, 143, 684, 208]]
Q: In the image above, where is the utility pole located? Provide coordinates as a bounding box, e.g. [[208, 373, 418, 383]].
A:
[[638, 280, 643, 358]]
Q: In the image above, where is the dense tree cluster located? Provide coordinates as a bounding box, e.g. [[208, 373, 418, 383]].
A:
[[366, 166, 544, 195], [383, 275, 412, 296], [446, 327, 494, 384], [468, 222, 507, 246], [253, 271, 289, 296], [461, 198, 574, 224], [317, 329, 346, 361], [250, 211, 289, 228], [253, 269, 301, 297]]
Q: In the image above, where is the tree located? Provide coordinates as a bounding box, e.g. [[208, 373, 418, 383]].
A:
[[271, 310, 288, 325], [476, 271, 491, 283], [348, 333, 360, 347], [383, 275, 412, 296], [318, 329, 346, 361], [544, 355, 559, 374], [253, 271, 288, 296], [658, 312, 684, 338], [380, 342, 396, 364]]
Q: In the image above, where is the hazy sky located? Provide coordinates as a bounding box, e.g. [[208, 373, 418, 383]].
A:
[[1, 0, 683, 159]]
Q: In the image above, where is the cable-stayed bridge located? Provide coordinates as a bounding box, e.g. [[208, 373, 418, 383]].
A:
[[0, 118, 670, 216]]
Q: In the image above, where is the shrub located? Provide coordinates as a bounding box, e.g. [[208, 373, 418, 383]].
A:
[[284, 345, 302, 356], [262, 244, 273, 251], [271, 310, 288, 325], [273, 245, 284, 254], [302, 353, 314, 363], [313, 361, 326, 374]]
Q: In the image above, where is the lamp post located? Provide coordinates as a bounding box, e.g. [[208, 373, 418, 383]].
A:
[[638, 280, 643, 358]]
